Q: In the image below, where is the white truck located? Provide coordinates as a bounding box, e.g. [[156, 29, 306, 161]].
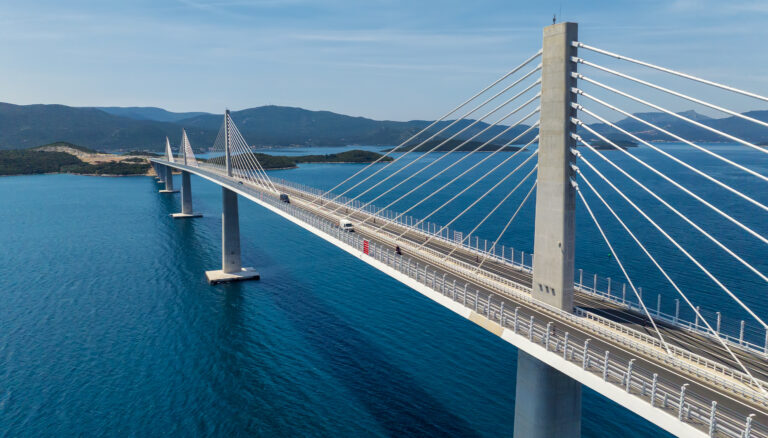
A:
[[339, 219, 355, 232]]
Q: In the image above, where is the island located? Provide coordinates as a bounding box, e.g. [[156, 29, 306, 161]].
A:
[[384, 138, 521, 153], [250, 149, 393, 170], [0, 143, 393, 176], [579, 139, 638, 149]]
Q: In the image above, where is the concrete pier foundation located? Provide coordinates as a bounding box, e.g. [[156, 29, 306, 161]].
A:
[[513, 352, 582, 438], [171, 171, 202, 219], [205, 187, 258, 284], [159, 165, 178, 193]]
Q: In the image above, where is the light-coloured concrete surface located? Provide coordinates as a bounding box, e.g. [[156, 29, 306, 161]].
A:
[[221, 187, 242, 273], [531, 21, 579, 312], [171, 213, 202, 219], [205, 267, 259, 284], [180, 171, 195, 215], [514, 351, 582, 438], [163, 164, 175, 192], [518, 22, 583, 438]]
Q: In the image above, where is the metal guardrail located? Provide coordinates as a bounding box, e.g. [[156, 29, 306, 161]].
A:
[[271, 172, 768, 359], [575, 275, 768, 358], [176, 161, 768, 435], [193, 162, 768, 393], [264, 177, 768, 397], [262, 169, 768, 358]]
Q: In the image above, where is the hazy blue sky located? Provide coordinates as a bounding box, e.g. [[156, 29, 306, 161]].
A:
[[1, 0, 767, 120]]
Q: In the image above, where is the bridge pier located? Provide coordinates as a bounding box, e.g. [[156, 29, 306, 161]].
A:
[[171, 171, 202, 218], [159, 164, 178, 193], [514, 22, 582, 438], [205, 187, 259, 284], [514, 351, 582, 438], [153, 163, 164, 182]]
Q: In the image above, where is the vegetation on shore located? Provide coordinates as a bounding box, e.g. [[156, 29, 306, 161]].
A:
[[0, 147, 150, 176], [31, 141, 98, 154], [0, 150, 82, 175], [62, 161, 151, 175], [251, 149, 393, 169], [581, 139, 638, 149], [123, 150, 162, 157]]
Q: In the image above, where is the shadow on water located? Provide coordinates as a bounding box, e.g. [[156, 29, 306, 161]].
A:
[[261, 261, 483, 437]]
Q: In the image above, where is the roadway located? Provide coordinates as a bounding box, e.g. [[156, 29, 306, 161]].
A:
[[274, 177, 768, 386]]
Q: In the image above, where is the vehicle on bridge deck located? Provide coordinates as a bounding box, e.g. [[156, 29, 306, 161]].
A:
[[279, 193, 290, 203], [339, 219, 355, 232]]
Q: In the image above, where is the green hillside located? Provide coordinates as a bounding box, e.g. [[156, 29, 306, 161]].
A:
[[0, 149, 82, 175], [2, 102, 767, 152]]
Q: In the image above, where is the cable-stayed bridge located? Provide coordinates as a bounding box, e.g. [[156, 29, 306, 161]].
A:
[[149, 22, 768, 438]]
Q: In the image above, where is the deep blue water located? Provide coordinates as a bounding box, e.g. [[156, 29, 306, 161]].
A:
[[1, 142, 766, 436]]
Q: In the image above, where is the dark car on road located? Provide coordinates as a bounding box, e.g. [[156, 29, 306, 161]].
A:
[[280, 194, 290, 203]]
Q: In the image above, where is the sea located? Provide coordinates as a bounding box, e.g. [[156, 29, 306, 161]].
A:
[[1, 142, 766, 437]]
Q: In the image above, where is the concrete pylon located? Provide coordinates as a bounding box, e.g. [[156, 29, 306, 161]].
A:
[[513, 22, 581, 438], [171, 171, 202, 219], [159, 164, 178, 193], [205, 178, 258, 283], [532, 22, 578, 311], [224, 109, 233, 177]]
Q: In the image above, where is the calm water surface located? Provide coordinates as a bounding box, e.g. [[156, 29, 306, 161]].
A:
[[1, 142, 766, 437]]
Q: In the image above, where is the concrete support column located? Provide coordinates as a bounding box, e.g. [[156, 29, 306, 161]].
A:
[[514, 22, 582, 438], [154, 163, 164, 182], [159, 165, 178, 193], [181, 172, 193, 213], [221, 187, 241, 273], [205, 186, 258, 284], [514, 352, 582, 438], [531, 21, 578, 310], [171, 171, 202, 219]]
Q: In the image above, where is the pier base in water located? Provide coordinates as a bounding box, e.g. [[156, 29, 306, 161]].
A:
[[171, 172, 201, 218], [205, 267, 260, 284], [206, 187, 258, 284]]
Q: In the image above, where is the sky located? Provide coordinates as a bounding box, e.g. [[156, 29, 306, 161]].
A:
[[1, 0, 767, 121]]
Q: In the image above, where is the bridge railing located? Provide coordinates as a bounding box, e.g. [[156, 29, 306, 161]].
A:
[[378, 246, 767, 438], [178, 161, 768, 436], [365, 238, 766, 437], [575, 268, 768, 358], [264, 171, 768, 358], [189, 161, 768, 397], [269, 175, 535, 268]]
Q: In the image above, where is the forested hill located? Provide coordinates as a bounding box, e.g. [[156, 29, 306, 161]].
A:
[[0, 102, 766, 151]]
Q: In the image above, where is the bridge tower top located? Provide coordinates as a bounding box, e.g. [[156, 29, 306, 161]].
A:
[[225, 109, 232, 177], [531, 22, 579, 311]]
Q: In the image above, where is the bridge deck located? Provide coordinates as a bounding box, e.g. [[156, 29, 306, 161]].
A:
[[155, 159, 768, 437]]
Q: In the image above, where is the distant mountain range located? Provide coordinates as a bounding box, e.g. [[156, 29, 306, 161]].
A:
[[0, 102, 766, 151], [93, 107, 209, 123]]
